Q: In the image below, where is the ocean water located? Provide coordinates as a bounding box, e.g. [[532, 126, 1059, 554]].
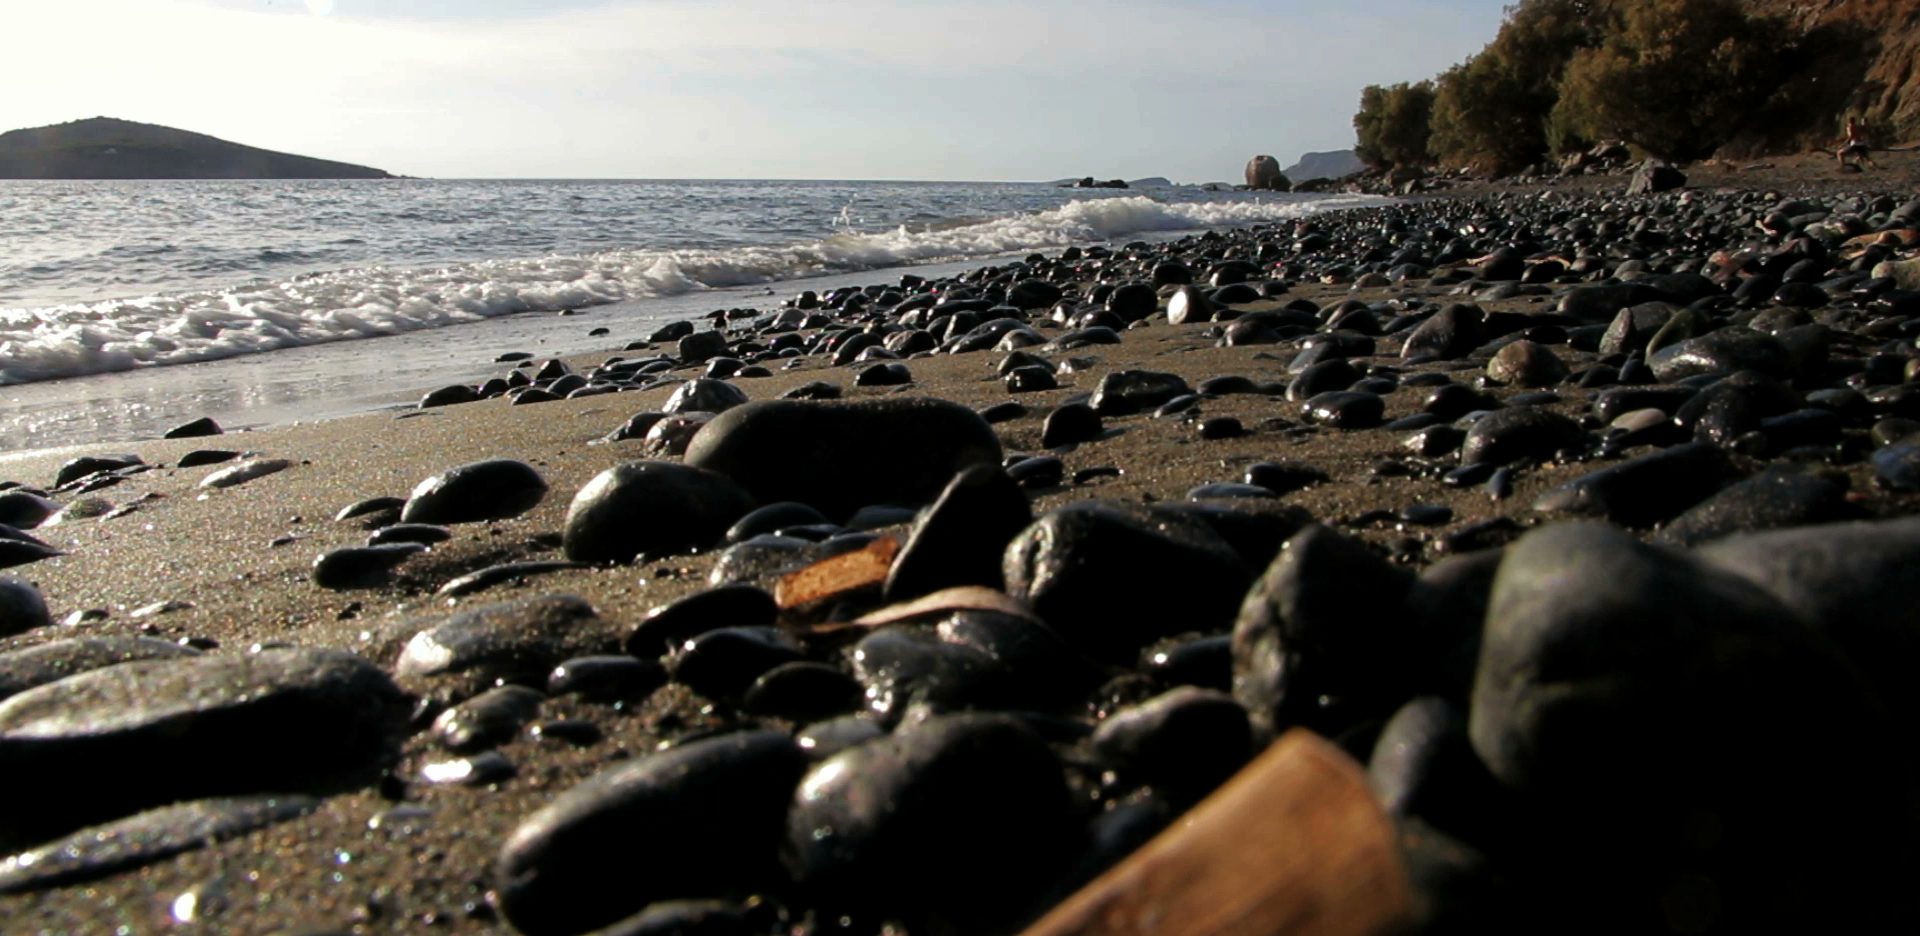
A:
[[0, 179, 1383, 454]]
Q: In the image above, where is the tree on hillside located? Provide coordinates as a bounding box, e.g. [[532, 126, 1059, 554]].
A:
[[1353, 81, 1436, 169], [1551, 0, 1790, 160], [1428, 0, 1604, 174]]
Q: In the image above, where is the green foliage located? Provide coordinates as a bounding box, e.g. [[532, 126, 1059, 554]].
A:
[[1353, 81, 1436, 169], [1427, 0, 1601, 175], [1551, 0, 1790, 160]]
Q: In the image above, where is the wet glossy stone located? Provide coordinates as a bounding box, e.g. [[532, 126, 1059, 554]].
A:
[[884, 465, 1031, 602], [0, 648, 407, 848], [1459, 406, 1583, 466], [562, 461, 757, 564], [401, 459, 548, 525], [547, 655, 667, 703], [662, 378, 748, 415], [1005, 503, 1250, 662], [0, 577, 53, 637], [0, 796, 317, 895], [433, 685, 545, 752], [626, 584, 778, 658], [1041, 403, 1103, 447], [0, 636, 198, 701], [311, 543, 427, 589], [1531, 443, 1733, 528], [671, 627, 805, 704], [740, 661, 864, 722], [495, 730, 806, 936], [1088, 370, 1192, 416], [1093, 687, 1251, 798], [785, 714, 1074, 925], [685, 398, 1002, 521], [395, 594, 615, 701], [1302, 390, 1385, 429]]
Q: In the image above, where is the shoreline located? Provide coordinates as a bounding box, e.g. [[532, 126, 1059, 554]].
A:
[[2, 166, 1919, 933]]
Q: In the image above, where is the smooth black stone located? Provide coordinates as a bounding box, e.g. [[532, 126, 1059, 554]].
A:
[[1404, 424, 1465, 457], [684, 398, 1001, 521], [1154, 394, 1201, 417], [705, 536, 817, 589], [662, 378, 749, 415], [421, 749, 516, 786], [1006, 454, 1065, 488], [1367, 697, 1505, 837], [979, 401, 1028, 423], [1401, 503, 1453, 526], [433, 685, 545, 752], [936, 610, 1098, 701], [1198, 416, 1244, 439], [1531, 442, 1733, 527], [1872, 437, 1920, 491], [0, 491, 58, 529], [1459, 406, 1583, 466], [1400, 304, 1485, 360], [849, 628, 1007, 721], [0, 540, 62, 570], [1005, 503, 1249, 663], [1142, 634, 1232, 692], [0, 636, 197, 702], [1004, 365, 1058, 393], [1286, 360, 1360, 402], [1093, 687, 1251, 797], [885, 465, 1031, 602], [1301, 390, 1385, 429], [1423, 384, 1495, 420], [677, 330, 729, 364], [726, 502, 829, 544], [175, 449, 240, 468], [1165, 285, 1213, 324], [1648, 330, 1792, 382], [1104, 281, 1158, 322], [401, 460, 548, 525], [1197, 375, 1260, 396], [494, 731, 806, 936], [0, 795, 318, 895], [854, 362, 913, 386], [846, 504, 918, 530], [562, 461, 756, 564], [739, 662, 863, 722], [1555, 283, 1665, 323], [547, 655, 667, 703], [1242, 461, 1329, 495], [1232, 525, 1422, 738], [1655, 465, 1852, 547], [795, 715, 888, 761], [436, 561, 590, 598], [395, 594, 616, 701], [335, 496, 406, 524], [1698, 516, 1920, 722], [1088, 370, 1192, 416], [784, 714, 1074, 925], [1041, 403, 1103, 447], [1591, 385, 1697, 423], [1472, 523, 1906, 932], [0, 578, 52, 637], [421, 384, 481, 408], [779, 381, 843, 401], [366, 523, 454, 547], [311, 543, 426, 589], [53, 454, 142, 488], [0, 648, 407, 849], [672, 627, 804, 704]]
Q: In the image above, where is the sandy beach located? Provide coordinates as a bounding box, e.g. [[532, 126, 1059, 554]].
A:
[[4, 155, 1920, 934]]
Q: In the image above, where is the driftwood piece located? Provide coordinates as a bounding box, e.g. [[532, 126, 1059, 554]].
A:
[[1021, 729, 1411, 936]]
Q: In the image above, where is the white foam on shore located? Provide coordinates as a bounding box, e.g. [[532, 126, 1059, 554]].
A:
[[0, 193, 1385, 385]]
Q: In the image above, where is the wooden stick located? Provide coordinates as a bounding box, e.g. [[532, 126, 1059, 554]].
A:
[[1020, 730, 1411, 936]]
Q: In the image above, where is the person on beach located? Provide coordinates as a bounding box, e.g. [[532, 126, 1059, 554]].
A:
[[1837, 116, 1875, 168]]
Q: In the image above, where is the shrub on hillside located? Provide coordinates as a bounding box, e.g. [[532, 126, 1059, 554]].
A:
[[1353, 81, 1436, 169], [1427, 0, 1600, 175], [1552, 0, 1791, 160]]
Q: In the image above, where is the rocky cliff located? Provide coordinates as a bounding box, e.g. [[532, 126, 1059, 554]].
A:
[[1742, 0, 1920, 153], [0, 117, 395, 180]]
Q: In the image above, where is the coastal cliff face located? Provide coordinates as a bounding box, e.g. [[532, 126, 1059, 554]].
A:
[[0, 117, 395, 180], [1745, 0, 1920, 151]]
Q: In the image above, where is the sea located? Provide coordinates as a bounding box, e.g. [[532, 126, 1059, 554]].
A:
[[0, 179, 1384, 455]]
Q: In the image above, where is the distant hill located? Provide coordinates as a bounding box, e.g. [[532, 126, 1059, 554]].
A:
[[1284, 150, 1365, 183], [0, 117, 396, 180]]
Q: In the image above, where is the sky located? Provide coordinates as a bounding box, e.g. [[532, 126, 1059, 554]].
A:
[[4, 0, 1512, 181]]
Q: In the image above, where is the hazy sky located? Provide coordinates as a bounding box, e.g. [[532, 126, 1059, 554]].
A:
[[7, 0, 1511, 181]]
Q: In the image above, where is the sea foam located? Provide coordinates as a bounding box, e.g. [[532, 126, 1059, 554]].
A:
[[0, 193, 1384, 385]]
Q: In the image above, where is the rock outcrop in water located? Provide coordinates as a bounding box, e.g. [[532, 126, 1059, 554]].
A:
[[0, 117, 396, 180]]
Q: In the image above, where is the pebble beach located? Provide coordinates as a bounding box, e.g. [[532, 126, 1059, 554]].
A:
[[4, 153, 1920, 935]]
